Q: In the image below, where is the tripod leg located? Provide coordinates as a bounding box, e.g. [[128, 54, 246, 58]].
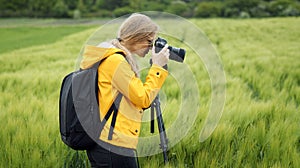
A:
[[150, 105, 155, 133], [153, 96, 168, 164]]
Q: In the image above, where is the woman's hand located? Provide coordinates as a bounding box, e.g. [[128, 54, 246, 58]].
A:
[[151, 44, 170, 67]]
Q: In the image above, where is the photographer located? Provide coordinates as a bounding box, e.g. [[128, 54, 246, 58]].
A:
[[80, 13, 169, 168]]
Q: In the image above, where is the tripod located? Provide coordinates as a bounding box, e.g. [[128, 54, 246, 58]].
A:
[[150, 94, 168, 164]]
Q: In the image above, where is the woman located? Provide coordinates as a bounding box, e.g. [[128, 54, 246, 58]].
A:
[[80, 13, 170, 168]]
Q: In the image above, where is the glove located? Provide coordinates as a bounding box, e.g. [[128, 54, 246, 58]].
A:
[[151, 44, 169, 68]]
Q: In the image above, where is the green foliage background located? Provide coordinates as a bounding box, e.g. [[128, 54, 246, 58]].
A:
[[0, 17, 299, 167], [0, 0, 300, 18]]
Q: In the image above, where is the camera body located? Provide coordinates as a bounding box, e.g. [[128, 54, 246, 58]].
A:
[[154, 37, 185, 63]]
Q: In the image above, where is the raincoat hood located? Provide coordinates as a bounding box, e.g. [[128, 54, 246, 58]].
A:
[[80, 42, 126, 69]]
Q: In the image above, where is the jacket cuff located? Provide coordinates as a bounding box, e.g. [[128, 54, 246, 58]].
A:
[[150, 64, 169, 80], [151, 64, 168, 73]]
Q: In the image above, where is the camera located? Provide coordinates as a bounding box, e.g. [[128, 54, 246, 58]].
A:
[[154, 37, 186, 63]]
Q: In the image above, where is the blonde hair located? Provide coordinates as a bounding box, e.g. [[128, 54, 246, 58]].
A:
[[111, 13, 159, 77]]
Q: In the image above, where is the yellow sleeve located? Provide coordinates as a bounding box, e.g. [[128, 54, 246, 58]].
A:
[[111, 57, 168, 108]]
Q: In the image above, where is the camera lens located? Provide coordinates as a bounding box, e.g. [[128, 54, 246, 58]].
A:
[[168, 46, 185, 62], [154, 37, 185, 63]]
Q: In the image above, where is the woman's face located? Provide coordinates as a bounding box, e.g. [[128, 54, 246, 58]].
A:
[[131, 35, 155, 57]]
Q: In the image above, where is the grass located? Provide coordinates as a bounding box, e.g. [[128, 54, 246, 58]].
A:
[[0, 26, 93, 54], [0, 17, 299, 167]]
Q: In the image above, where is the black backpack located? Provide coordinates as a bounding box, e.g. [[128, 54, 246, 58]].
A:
[[59, 57, 123, 150]]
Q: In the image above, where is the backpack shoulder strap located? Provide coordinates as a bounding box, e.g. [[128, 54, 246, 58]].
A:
[[108, 93, 122, 140], [98, 92, 122, 140], [90, 60, 102, 70]]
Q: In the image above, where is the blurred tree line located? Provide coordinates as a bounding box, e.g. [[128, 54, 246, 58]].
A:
[[0, 0, 299, 18]]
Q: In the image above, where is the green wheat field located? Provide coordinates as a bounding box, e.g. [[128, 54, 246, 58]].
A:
[[0, 17, 299, 168]]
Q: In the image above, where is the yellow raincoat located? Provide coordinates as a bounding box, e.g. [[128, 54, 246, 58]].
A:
[[80, 44, 168, 149]]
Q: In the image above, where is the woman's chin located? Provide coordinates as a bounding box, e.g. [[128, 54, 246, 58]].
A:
[[137, 52, 146, 58]]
